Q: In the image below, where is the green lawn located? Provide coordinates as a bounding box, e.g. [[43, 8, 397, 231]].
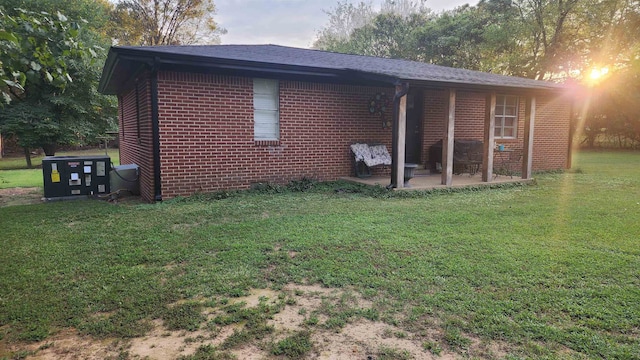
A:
[[0, 149, 119, 189], [0, 151, 639, 359]]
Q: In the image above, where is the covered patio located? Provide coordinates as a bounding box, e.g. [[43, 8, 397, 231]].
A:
[[385, 85, 541, 189]]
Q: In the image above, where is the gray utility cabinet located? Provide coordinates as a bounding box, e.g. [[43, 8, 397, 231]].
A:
[[42, 156, 111, 200]]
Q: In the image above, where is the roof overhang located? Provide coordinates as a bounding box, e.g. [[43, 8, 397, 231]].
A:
[[99, 47, 401, 94], [99, 46, 567, 96]]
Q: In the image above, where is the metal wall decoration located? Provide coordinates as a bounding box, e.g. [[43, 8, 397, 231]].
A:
[[368, 92, 392, 128]]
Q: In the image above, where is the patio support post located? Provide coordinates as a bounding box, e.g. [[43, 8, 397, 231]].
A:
[[482, 92, 496, 182], [441, 89, 456, 186], [522, 96, 536, 179], [391, 82, 409, 188]]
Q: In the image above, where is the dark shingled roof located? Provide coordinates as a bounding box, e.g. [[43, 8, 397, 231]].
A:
[[99, 44, 564, 94]]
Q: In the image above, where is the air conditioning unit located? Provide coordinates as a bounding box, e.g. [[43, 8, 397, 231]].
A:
[[109, 164, 140, 195]]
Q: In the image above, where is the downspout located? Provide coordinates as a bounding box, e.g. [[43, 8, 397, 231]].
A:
[[150, 57, 162, 201], [390, 81, 410, 188]]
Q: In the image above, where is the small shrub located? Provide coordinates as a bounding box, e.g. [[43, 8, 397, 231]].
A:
[[17, 323, 49, 342], [359, 307, 379, 321], [287, 177, 316, 192], [271, 331, 313, 358], [219, 329, 252, 350], [422, 341, 442, 355], [304, 315, 319, 326], [163, 303, 206, 332], [377, 345, 412, 360], [250, 182, 284, 194], [443, 328, 471, 350], [177, 344, 237, 360], [80, 313, 152, 338], [285, 297, 296, 305]]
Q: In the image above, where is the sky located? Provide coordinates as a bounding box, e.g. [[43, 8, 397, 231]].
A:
[[215, 0, 479, 48]]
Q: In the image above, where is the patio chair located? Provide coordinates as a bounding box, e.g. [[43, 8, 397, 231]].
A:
[[494, 148, 523, 178], [350, 143, 392, 178]]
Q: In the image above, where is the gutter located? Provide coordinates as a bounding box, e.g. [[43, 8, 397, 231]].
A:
[[150, 57, 162, 201]]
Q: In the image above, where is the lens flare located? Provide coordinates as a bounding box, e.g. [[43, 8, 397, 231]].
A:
[[588, 67, 609, 81]]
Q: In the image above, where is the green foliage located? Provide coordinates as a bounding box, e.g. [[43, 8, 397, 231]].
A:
[[579, 62, 640, 149], [315, 1, 431, 60], [177, 344, 236, 360], [0, 7, 80, 100], [162, 303, 206, 331], [0, 7, 117, 155], [270, 331, 313, 358], [376, 345, 412, 360], [0, 0, 113, 33], [443, 327, 471, 350], [79, 312, 152, 338], [422, 341, 442, 355]]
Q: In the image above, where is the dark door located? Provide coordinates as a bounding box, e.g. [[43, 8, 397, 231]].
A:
[[405, 91, 423, 164]]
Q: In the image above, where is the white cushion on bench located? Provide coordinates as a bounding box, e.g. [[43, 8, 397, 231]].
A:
[[350, 143, 391, 167]]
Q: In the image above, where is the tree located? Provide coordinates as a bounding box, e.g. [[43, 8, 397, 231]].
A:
[[414, 5, 488, 69], [579, 60, 640, 149], [313, 0, 432, 59], [313, 1, 376, 50], [109, 0, 225, 45], [0, 8, 116, 166], [340, 13, 429, 60], [500, 0, 640, 79], [0, 0, 113, 34]]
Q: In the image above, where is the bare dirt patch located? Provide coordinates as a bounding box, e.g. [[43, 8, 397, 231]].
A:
[[0, 187, 42, 207], [7, 284, 507, 359]]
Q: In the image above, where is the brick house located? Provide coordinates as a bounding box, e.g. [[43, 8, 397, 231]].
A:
[[98, 45, 571, 202]]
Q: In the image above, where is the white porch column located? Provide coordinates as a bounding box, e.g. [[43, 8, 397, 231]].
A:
[[482, 92, 496, 182], [522, 96, 536, 179], [441, 89, 456, 186], [394, 93, 407, 188]]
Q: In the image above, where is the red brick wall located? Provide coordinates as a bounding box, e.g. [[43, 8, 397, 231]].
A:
[[422, 89, 446, 165], [118, 71, 570, 200], [421, 90, 487, 166], [118, 74, 155, 202], [532, 95, 571, 170], [156, 72, 393, 199]]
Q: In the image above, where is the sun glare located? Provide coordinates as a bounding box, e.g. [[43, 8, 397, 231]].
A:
[[584, 66, 610, 86], [587, 67, 609, 85], [589, 67, 609, 80]]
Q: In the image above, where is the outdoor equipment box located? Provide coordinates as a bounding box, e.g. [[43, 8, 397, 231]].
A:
[[42, 156, 111, 200]]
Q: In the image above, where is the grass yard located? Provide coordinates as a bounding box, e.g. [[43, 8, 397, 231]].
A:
[[1, 151, 639, 359], [0, 149, 119, 189]]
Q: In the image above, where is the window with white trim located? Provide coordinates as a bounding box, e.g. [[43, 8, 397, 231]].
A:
[[494, 95, 518, 138], [253, 78, 279, 141]]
